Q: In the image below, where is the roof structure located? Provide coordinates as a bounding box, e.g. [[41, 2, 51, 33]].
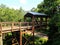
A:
[[24, 12, 48, 17]]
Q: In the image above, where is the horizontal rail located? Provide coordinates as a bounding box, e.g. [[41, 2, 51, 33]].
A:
[[0, 22, 33, 33], [0, 21, 48, 33], [0, 22, 32, 23], [0, 22, 32, 26]]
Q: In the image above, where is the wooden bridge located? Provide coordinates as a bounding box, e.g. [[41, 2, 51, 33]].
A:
[[0, 12, 50, 45], [0, 21, 48, 45], [0, 22, 37, 45]]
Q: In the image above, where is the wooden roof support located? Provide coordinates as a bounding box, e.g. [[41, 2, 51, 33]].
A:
[[32, 16, 35, 45]]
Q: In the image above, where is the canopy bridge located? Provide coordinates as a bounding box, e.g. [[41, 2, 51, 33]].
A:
[[0, 12, 50, 45]]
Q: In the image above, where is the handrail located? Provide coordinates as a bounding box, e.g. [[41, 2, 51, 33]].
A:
[[0, 22, 48, 27], [0, 22, 32, 27]]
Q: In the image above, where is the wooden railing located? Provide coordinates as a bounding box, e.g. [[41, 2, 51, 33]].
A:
[[0, 22, 32, 27], [0, 21, 48, 33], [0, 22, 32, 33], [0, 22, 33, 45]]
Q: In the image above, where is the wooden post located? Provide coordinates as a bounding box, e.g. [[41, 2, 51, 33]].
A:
[[19, 22, 22, 45], [24, 16, 26, 22], [11, 23, 14, 32], [39, 17, 41, 29], [11, 23, 14, 45], [0, 23, 3, 45], [46, 17, 48, 30], [32, 16, 35, 45], [40, 17, 43, 30]]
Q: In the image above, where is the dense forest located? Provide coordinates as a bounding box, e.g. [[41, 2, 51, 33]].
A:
[[0, 0, 60, 45], [0, 4, 25, 22], [33, 0, 60, 45]]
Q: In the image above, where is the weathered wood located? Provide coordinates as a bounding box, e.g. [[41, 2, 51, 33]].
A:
[[11, 23, 13, 45], [32, 16, 35, 45], [0, 23, 3, 45], [0, 34, 3, 45], [19, 22, 22, 45]]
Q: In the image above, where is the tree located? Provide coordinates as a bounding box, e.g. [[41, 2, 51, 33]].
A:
[[0, 4, 25, 22], [35, 0, 60, 45]]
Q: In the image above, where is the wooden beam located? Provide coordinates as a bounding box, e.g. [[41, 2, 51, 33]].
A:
[[40, 17, 43, 30], [32, 16, 35, 45], [45, 17, 48, 30], [24, 16, 26, 22], [11, 23, 14, 45], [11, 23, 14, 32], [19, 22, 22, 45], [0, 23, 3, 45]]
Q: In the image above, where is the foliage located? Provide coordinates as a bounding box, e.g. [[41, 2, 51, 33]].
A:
[[3, 32, 20, 45], [3, 33, 12, 45], [31, 0, 60, 45], [0, 4, 25, 22], [22, 34, 48, 45], [3, 33, 48, 45]]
